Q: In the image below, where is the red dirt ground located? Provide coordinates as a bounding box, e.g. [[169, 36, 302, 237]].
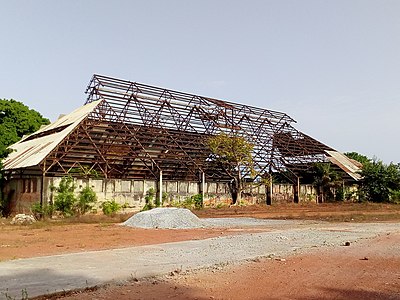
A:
[[49, 233, 400, 300], [1, 203, 400, 299], [2, 203, 399, 261], [0, 223, 248, 261]]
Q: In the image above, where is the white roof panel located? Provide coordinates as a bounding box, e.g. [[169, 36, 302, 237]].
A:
[[2, 100, 102, 170], [325, 150, 362, 181]]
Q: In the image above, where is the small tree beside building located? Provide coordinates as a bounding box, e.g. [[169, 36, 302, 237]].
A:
[[207, 133, 255, 205]]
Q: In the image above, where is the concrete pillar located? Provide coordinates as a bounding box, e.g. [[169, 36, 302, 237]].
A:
[[293, 176, 300, 203], [40, 173, 45, 209], [159, 170, 163, 206], [40, 161, 46, 213], [201, 171, 205, 202]]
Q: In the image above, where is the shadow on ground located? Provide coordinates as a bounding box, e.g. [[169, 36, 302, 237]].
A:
[[0, 268, 96, 300]]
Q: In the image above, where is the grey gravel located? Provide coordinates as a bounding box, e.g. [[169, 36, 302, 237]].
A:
[[202, 217, 302, 228], [123, 207, 205, 229], [122, 207, 309, 229]]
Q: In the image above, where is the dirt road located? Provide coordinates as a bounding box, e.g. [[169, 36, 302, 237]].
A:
[[60, 233, 400, 300], [1, 219, 400, 299]]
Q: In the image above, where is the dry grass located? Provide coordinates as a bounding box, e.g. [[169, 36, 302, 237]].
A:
[[195, 202, 400, 222]]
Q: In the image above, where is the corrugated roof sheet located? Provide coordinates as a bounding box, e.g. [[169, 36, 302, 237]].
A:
[[325, 150, 362, 181], [2, 100, 101, 170]]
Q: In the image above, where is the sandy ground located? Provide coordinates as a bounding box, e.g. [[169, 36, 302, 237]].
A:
[[1, 203, 400, 299]]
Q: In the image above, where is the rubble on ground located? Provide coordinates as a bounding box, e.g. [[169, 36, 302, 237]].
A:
[[10, 214, 36, 225]]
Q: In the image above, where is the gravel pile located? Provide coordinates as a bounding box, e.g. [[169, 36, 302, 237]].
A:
[[123, 207, 205, 229], [123, 209, 309, 230]]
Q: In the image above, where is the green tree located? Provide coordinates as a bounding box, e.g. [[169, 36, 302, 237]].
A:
[[0, 99, 50, 159], [207, 133, 254, 205], [361, 160, 400, 202], [0, 99, 49, 216], [0, 161, 6, 216], [312, 163, 342, 203], [344, 152, 370, 166], [345, 151, 400, 203]]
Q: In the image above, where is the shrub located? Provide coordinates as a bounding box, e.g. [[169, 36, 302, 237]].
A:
[[53, 176, 76, 217], [141, 203, 153, 211], [101, 199, 121, 216], [390, 189, 400, 204], [52, 176, 98, 217], [175, 198, 194, 209], [144, 188, 156, 209], [31, 202, 54, 220], [170, 194, 203, 210], [191, 194, 203, 209], [76, 186, 97, 215], [215, 202, 228, 209], [162, 192, 168, 204]]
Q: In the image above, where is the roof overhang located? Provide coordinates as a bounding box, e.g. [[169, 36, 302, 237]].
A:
[[325, 150, 362, 181], [2, 100, 102, 171]]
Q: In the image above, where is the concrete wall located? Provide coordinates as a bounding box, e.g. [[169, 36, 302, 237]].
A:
[[45, 178, 318, 208], [3, 178, 41, 214], [272, 183, 318, 203], [5, 176, 321, 214]]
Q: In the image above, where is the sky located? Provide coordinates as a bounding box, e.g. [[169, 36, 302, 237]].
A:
[[1, 0, 399, 163]]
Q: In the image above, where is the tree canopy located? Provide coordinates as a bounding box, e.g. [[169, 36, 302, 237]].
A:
[[0, 99, 50, 159], [360, 160, 400, 203], [312, 163, 342, 202], [0, 99, 49, 216], [344, 151, 370, 166], [207, 133, 254, 204], [345, 152, 400, 203]]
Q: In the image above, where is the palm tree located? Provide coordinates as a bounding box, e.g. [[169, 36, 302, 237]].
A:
[[313, 163, 342, 203]]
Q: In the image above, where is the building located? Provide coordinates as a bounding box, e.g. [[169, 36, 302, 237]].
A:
[[2, 74, 361, 213]]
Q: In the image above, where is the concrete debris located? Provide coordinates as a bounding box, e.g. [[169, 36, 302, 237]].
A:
[[123, 207, 205, 229], [10, 214, 36, 225], [275, 258, 286, 262]]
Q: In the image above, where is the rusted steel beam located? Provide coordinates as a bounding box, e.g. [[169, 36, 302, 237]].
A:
[[37, 74, 334, 182]]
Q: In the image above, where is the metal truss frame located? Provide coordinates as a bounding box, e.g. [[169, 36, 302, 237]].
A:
[[39, 74, 331, 183], [2, 73, 334, 185]]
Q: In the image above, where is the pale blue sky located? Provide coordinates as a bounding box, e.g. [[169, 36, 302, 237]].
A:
[[1, 0, 399, 163]]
